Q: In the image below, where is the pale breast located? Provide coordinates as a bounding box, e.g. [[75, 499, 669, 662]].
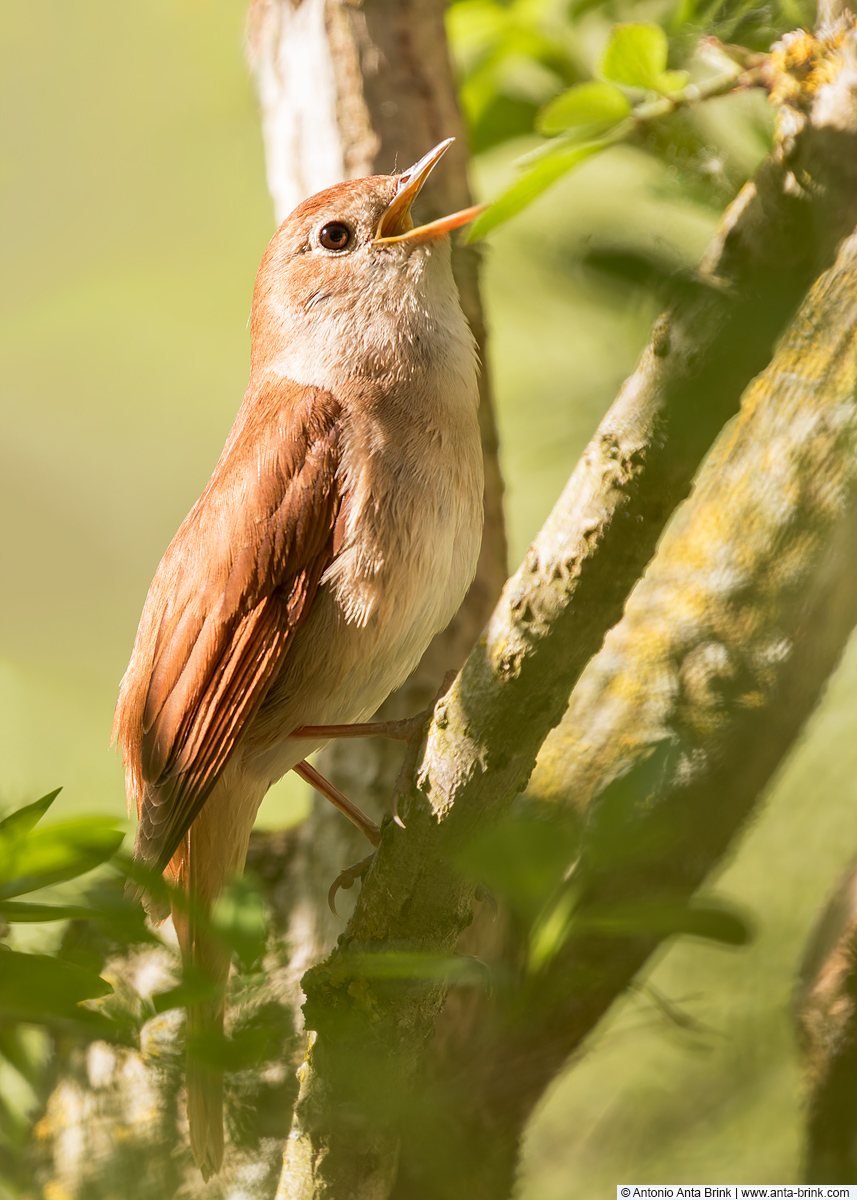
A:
[[244, 369, 483, 784], [318, 378, 483, 713]]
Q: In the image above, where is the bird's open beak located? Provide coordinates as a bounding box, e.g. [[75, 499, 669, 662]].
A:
[[374, 138, 485, 245]]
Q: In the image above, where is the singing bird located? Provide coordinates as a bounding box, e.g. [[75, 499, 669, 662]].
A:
[[113, 139, 484, 1177]]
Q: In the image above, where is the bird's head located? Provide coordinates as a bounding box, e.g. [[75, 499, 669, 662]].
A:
[[250, 139, 483, 387]]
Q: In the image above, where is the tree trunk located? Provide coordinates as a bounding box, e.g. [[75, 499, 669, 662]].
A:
[[248, 0, 509, 1194]]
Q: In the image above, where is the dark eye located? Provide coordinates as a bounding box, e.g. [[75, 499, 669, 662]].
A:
[[319, 222, 351, 251]]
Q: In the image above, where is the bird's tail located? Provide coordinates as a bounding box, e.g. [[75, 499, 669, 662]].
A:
[[185, 973, 228, 1181], [156, 770, 264, 1179], [168, 828, 232, 1181]]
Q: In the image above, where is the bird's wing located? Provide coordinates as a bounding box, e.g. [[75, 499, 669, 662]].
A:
[[113, 379, 343, 871]]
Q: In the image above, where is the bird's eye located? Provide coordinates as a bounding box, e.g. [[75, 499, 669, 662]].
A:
[[319, 222, 351, 251]]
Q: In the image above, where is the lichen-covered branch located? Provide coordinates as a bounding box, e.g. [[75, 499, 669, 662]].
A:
[[525, 19, 857, 807], [450, 226, 857, 1181]]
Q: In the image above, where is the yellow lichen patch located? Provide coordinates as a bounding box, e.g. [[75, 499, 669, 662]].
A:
[[347, 976, 382, 1022], [768, 26, 848, 109], [322, 961, 351, 990], [33, 1114, 54, 1140], [44, 1182, 74, 1200]]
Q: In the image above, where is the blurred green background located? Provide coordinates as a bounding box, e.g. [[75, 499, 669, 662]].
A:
[[1, 0, 855, 1190]]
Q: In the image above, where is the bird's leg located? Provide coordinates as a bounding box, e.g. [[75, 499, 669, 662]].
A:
[[290, 714, 427, 742], [294, 718, 426, 830], [293, 760, 381, 847], [291, 667, 459, 746], [301, 673, 459, 916], [292, 761, 380, 918]]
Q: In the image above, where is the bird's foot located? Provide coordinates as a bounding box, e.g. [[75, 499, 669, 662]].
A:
[[328, 852, 376, 918], [389, 734, 422, 829], [300, 672, 461, 904], [388, 670, 458, 828], [475, 882, 498, 920]]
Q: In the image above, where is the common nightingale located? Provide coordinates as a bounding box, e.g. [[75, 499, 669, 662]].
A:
[[113, 139, 484, 1176]]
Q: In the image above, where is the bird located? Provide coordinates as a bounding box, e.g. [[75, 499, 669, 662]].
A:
[[112, 138, 485, 1178]]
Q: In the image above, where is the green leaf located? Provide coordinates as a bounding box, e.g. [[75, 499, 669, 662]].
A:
[[186, 999, 294, 1072], [151, 978, 222, 1015], [583, 739, 684, 873], [187, 1023, 283, 1072], [529, 885, 580, 972], [469, 138, 613, 238], [0, 1027, 45, 1088], [0, 1083, 30, 1146], [212, 877, 268, 972], [0, 819, 125, 900], [575, 896, 753, 945], [112, 851, 173, 912], [339, 950, 490, 987], [0, 790, 62, 838], [0, 901, 100, 922], [537, 81, 631, 135], [458, 812, 580, 925], [529, 890, 751, 973], [657, 68, 690, 95], [74, 876, 160, 946], [0, 949, 112, 1023], [681, 901, 753, 946], [601, 22, 668, 90]]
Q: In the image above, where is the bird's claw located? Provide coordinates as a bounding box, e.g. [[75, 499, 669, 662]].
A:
[[389, 670, 458, 828], [328, 852, 376, 918], [388, 713, 429, 828], [456, 953, 493, 996], [475, 882, 498, 920]]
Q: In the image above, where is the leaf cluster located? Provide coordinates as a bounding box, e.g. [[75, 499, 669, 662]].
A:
[[458, 743, 752, 997], [0, 790, 292, 1193], [447, 0, 808, 234]]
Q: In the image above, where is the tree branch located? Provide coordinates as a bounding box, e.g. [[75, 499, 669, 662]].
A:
[[463, 218, 857, 1153], [385, 226, 857, 1200]]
